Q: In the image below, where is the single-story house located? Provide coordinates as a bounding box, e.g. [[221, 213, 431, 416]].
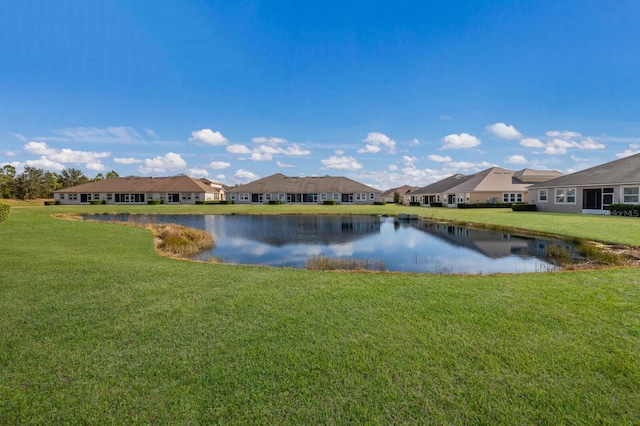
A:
[[226, 173, 382, 204], [381, 185, 420, 204], [54, 175, 225, 205], [527, 152, 640, 214], [410, 167, 563, 207]]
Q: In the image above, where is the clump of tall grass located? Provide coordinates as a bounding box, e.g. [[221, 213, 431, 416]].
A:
[[571, 239, 628, 266], [305, 255, 386, 271], [146, 223, 215, 258], [545, 244, 572, 265]]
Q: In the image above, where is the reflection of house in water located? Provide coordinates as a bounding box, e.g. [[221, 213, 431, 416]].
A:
[[409, 220, 570, 259], [206, 215, 381, 247]]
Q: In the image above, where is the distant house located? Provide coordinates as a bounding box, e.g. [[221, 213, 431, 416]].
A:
[[381, 185, 420, 204], [226, 173, 382, 204], [527, 153, 640, 214], [53, 175, 225, 205], [411, 167, 563, 207]]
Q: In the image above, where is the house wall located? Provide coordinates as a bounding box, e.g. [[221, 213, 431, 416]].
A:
[[529, 185, 640, 214], [227, 191, 381, 204], [54, 191, 210, 205]]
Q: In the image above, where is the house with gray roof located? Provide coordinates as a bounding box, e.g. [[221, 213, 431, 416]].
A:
[[381, 185, 420, 204], [54, 175, 225, 205], [410, 167, 563, 207], [226, 173, 381, 204], [527, 153, 640, 214]]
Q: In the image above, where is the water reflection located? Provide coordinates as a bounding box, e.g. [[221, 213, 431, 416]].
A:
[[87, 214, 574, 274]]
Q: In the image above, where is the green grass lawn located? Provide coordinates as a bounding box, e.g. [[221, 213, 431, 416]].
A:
[[1, 203, 640, 424]]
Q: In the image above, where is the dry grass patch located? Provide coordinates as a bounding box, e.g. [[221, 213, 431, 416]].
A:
[[149, 223, 214, 258]]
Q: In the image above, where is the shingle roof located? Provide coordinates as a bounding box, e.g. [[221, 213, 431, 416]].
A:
[[529, 153, 640, 188], [381, 185, 420, 197], [512, 168, 563, 183], [411, 174, 475, 196], [226, 173, 380, 193], [447, 167, 531, 193], [54, 175, 220, 194]]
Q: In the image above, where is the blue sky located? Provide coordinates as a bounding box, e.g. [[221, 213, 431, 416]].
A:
[[2, 0, 640, 189]]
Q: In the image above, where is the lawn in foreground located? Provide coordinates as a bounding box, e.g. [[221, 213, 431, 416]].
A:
[[1, 204, 639, 424]]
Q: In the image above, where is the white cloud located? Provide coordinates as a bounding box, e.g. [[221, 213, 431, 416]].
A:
[[360, 132, 396, 153], [571, 155, 589, 162], [23, 141, 110, 167], [428, 154, 452, 162], [486, 123, 522, 140], [209, 161, 230, 169], [441, 133, 481, 150], [138, 152, 187, 174], [53, 126, 144, 143], [252, 136, 288, 144], [234, 169, 259, 181], [335, 149, 344, 155], [616, 143, 640, 158], [320, 155, 363, 170], [409, 138, 420, 146], [283, 144, 311, 156], [189, 168, 209, 178], [357, 144, 381, 154], [277, 161, 294, 168], [85, 161, 106, 171], [143, 128, 158, 139], [216, 174, 226, 180], [546, 130, 582, 139], [3, 151, 17, 157], [505, 155, 528, 164], [24, 156, 65, 171], [190, 129, 229, 146], [578, 137, 605, 150], [227, 144, 252, 154], [444, 161, 495, 172], [24, 141, 57, 155], [388, 164, 398, 171], [402, 156, 417, 166], [250, 152, 273, 161], [114, 157, 143, 164], [543, 146, 567, 155], [520, 138, 545, 148]]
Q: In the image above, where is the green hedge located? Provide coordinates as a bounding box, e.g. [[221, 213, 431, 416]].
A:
[[323, 200, 337, 205], [409, 201, 421, 206], [43, 200, 58, 206], [89, 200, 105, 205], [457, 203, 512, 209], [429, 202, 443, 207], [268, 200, 281, 205], [0, 201, 10, 223], [148, 199, 162, 205], [609, 204, 640, 217], [373, 201, 386, 205], [512, 204, 537, 212]]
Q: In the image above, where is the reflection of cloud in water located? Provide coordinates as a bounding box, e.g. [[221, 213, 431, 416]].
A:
[[249, 244, 271, 257], [291, 245, 324, 256], [329, 244, 354, 257]]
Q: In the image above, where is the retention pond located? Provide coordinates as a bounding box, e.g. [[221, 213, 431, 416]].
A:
[[87, 214, 583, 274]]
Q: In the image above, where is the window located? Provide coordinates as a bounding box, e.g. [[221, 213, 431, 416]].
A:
[[369, 193, 375, 200], [539, 189, 548, 203], [93, 194, 100, 200], [456, 193, 464, 203], [555, 188, 576, 204], [320, 193, 327, 201], [265, 193, 271, 201], [69, 193, 77, 200], [239, 193, 250, 201], [229, 194, 236, 200], [623, 187, 639, 203], [333, 193, 340, 200], [503, 193, 523, 203]]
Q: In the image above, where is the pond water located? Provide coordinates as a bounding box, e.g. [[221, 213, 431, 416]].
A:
[[87, 214, 578, 274]]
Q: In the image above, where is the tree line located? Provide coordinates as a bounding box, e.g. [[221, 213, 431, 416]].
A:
[[0, 165, 119, 200]]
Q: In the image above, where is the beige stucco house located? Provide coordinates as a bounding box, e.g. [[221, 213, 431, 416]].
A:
[[527, 153, 640, 214], [53, 175, 225, 205], [411, 167, 563, 207], [226, 173, 382, 204]]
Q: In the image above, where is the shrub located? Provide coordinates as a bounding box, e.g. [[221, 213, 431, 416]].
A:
[[512, 204, 537, 211], [609, 204, 640, 217], [409, 201, 421, 206], [323, 200, 337, 205], [43, 200, 57, 206], [0, 201, 10, 223], [268, 200, 281, 205], [373, 201, 386, 205], [429, 202, 443, 207], [148, 199, 162, 205], [89, 200, 104, 205], [457, 203, 512, 209], [219, 200, 233, 204]]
